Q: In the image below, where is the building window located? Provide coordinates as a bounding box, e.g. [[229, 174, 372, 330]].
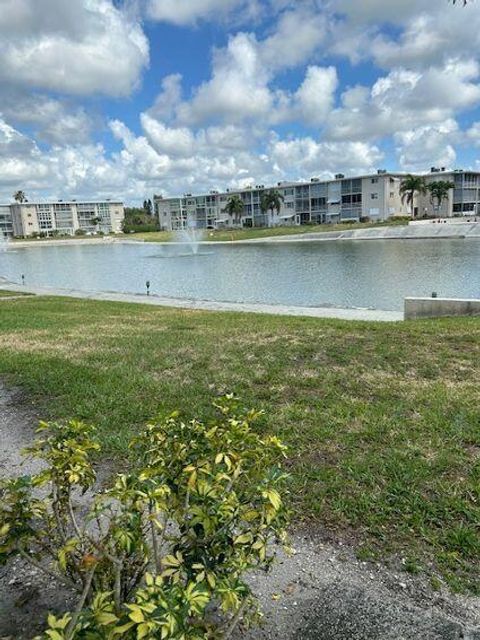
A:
[[390, 192, 394, 198], [371, 178, 378, 184], [371, 193, 379, 200]]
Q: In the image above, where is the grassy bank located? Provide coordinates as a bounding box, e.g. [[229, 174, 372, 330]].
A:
[[0, 289, 32, 297], [0, 296, 478, 592], [132, 219, 409, 243]]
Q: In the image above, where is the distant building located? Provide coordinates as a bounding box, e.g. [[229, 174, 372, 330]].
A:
[[0, 200, 125, 237], [153, 169, 480, 231], [0, 204, 13, 238]]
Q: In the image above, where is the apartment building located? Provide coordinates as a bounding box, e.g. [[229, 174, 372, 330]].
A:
[[418, 168, 480, 218], [154, 170, 412, 231], [0, 200, 125, 238], [154, 169, 480, 231], [0, 204, 13, 238]]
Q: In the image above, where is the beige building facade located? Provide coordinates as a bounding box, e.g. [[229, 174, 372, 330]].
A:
[[1, 200, 125, 238], [154, 170, 412, 231], [154, 169, 480, 232]]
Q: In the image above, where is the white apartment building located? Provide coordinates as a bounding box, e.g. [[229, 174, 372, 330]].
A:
[[0, 200, 125, 238], [154, 169, 480, 231], [154, 170, 411, 231]]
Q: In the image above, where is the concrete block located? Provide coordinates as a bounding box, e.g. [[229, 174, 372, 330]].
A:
[[405, 297, 480, 320]]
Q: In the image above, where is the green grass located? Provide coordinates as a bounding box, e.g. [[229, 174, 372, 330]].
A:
[[0, 296, 478, 592], [132, 219, 409, 243], [0, 289, 32, 297]]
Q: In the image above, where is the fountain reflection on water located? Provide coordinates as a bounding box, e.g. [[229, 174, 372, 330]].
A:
[[0, 231, 10, 252]]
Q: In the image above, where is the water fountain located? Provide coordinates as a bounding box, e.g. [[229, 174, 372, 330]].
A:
[[175, 224, 205, 255]]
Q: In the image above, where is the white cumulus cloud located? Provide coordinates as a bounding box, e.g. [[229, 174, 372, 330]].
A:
[[0, 0, 149, 96]]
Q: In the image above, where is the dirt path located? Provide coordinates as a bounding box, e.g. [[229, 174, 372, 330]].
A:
[[1, 382, 479, 639]]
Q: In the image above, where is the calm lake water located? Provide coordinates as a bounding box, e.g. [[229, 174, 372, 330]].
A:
[[1, 239, 479, 311]]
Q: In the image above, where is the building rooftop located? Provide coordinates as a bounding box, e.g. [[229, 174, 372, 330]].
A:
[[2, 199, 123, 206], [155, 168, 480, 203]]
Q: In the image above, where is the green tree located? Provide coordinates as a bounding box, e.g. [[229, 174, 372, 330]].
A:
[[90, 216, 102, 232], [143, 199, 153, 216], [260, 189, 284, 227], [223, 195, 244, 226], [13, 190, 28, 203], [400, 175, 427, 218], [122, 207, 159, 233], [427, 180, 455, 218]]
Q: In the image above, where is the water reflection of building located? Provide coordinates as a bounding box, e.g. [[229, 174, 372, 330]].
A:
[[154, 169, 480, 231], [0, 200, 125, 238]]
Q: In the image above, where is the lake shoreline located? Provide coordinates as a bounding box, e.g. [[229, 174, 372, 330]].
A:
[[7, 221, 480, 248], [0, 282, 403, 321]]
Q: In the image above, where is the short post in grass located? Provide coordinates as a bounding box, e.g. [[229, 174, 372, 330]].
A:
[[146, 280, 150, 296]]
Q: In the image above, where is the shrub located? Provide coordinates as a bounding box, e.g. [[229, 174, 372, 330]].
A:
[[0, 397, 289, 639], [387, 215, 411, 223], [75, 229, 86, 236], [122, 223, 160, 234]]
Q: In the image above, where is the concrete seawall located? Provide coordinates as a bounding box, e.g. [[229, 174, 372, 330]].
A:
[[405, 297, 480, 320], [245, 222, 480, 243]]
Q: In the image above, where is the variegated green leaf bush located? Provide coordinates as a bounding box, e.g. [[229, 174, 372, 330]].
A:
[[0, 396, 289, 639]]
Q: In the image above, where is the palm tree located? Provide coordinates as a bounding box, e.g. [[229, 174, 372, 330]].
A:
[[260, 189, 284, 227], [90, 216, 102, 232], [427, 181, 455, 218], [223, 195, 244, 226], [400, 175, 427, 218], [13, 190, 27, 203]]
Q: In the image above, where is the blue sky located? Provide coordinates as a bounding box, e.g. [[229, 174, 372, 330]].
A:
[[1, 0, 480, 204]]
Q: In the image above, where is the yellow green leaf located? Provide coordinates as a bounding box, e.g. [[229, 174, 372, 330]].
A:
[[113, 621, 136, 634], [113, 622, 135, 636], [96, 612, 118, 625], [137, 622, 150, 639], [128, 608, 145, 623]]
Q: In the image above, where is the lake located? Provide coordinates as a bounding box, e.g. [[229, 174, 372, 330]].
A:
[[1, 239, 479, 311]]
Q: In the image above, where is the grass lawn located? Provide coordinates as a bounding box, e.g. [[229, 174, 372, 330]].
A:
[[131, 219, 409, 243], [0, 296, 478, 592]]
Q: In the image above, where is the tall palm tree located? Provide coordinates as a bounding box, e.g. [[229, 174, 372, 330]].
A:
[[427, 180, 455, 218], [13, 190, 27, 203], [260, 189, 284, 227], [400, 175, 427, 218], [223, 195, 244, 226]]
